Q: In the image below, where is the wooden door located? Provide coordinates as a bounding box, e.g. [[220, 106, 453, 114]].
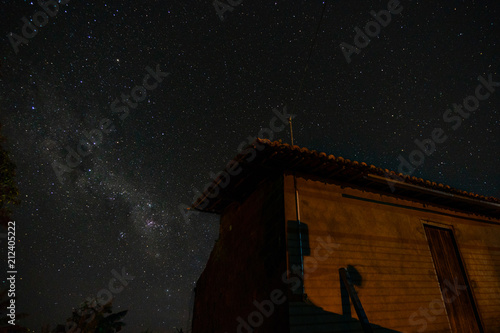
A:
[[424, 225, 483, 332]]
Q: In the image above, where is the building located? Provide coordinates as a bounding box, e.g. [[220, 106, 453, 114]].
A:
[[191, 138, 500, 332]]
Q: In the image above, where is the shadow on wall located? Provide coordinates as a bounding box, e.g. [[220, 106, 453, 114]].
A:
[[288, 220, 402, 333]]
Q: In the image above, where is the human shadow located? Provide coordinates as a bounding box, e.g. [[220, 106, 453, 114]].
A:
[[287, 220, 402, 333]]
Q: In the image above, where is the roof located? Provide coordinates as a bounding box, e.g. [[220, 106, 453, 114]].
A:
[[191, 138, 500, 219]]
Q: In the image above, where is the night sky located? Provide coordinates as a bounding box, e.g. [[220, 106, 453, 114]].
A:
[[0, 0, 499, 331]]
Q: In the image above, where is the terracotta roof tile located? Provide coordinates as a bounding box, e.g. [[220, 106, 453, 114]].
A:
[[192, 138, 500, 219]]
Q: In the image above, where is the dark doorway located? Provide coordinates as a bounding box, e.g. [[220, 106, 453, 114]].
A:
[[424, 224, 483, 333]]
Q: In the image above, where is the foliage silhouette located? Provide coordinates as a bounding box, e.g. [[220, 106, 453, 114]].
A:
[[49, 298, 127, 333]]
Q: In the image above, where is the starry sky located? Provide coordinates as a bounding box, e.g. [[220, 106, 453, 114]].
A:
[[0, 0, 498, 331]]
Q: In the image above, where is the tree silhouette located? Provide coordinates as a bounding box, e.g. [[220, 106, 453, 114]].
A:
[[50, 298, 127, 333]]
